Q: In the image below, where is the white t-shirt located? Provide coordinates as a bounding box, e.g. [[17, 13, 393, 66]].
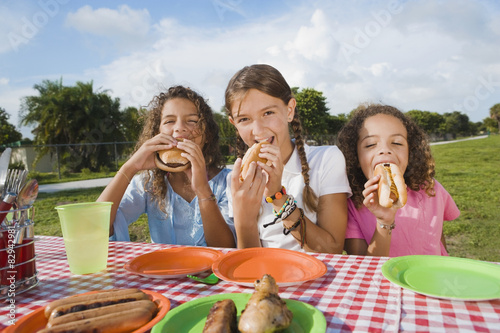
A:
[[228, 144, 351, 251]]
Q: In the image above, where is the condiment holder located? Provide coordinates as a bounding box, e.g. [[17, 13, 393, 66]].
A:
[[0, 205, 38, 298]]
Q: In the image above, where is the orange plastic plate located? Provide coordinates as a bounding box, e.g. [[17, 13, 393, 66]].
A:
[[124, 247, 222, 278], [4, 289, 170, 333], [212, 248, 327, 287]]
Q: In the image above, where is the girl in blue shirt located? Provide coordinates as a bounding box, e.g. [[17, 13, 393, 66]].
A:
[[97, 86, 235, 247]]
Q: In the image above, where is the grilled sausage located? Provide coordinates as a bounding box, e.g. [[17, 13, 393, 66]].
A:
[[44, 288, 142, 318], [47, 299, 157, 327], [47, 291, 150, 320], [38, 307, 154, 333]]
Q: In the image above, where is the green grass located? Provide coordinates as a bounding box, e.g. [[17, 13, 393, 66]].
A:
[[34, 188, 151, 242], [32, 135, 500, 261], [432, 135, 500, 262]]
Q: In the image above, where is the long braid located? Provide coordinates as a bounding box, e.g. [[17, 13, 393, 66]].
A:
[[291, 110, 318, 212]]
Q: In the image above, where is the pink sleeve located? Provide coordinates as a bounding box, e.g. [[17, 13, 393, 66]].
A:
[[435, 180, 460, 221], [345, 199, 365, 239]]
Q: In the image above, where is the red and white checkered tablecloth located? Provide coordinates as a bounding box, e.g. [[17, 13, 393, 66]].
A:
[[1, 236, 500, 332]]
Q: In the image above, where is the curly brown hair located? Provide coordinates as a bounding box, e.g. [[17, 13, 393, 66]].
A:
[[224, 64, 318, 212], [135, 85, 225, 212], [337, 104, 435, 208]]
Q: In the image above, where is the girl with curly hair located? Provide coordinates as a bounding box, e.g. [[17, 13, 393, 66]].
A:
[[225, 64, 351, 253], [337, 104, 459, 257], [98, 86, 235, 247]]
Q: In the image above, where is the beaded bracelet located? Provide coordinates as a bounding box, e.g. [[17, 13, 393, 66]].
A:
[[280, 201, 297, 220], [264, 195, 296, 228], [265, 186, 286, 203], [273, 195, 295, 217]]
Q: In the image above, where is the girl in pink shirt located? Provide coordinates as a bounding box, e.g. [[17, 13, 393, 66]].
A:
[[337, 104, 460, 257]]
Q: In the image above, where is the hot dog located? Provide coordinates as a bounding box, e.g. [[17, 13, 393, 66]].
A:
[[155, 138, 190, 172], [240, 141, 270, 180], [203, 299, 237, 333], [47, 299, 157, 327], [47, 291, 150, 320], [374, 163, 407, 208], [44, 288, 143, 318], [38, 307, 154, 333]]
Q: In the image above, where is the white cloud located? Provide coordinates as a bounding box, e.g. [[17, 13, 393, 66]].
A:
[[85, 1, 499, 122], [65, 5, 151, 49], [4, 0, 500, 141], [283, 9, 338, 62]]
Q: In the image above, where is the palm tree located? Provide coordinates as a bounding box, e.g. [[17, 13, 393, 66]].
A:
[[20, 79, 127, 171]]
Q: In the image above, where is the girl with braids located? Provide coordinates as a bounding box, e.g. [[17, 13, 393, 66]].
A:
[[337, 104, 459, 257], [224, 64, 351, 253], [98, 86, 235, 247]]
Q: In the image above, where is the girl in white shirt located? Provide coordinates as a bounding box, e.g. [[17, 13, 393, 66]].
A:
[[224, 64, 351, 253]]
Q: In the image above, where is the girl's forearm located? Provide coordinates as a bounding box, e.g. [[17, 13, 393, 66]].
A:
[[366, 220, 393, 256], [199, 198, 236, 248], [233, 212, 261, 249], [97, 165, 137, 236]]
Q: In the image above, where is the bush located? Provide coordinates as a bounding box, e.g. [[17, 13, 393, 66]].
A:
[[99, 165, 110, 175]]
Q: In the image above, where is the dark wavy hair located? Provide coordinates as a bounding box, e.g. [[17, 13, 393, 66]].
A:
[[135, 85, 225, 212], [337, 104, 435, 208], [224, 64, 318, 212]]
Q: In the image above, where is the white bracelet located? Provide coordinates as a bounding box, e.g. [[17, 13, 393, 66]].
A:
[[378, 221, 395, 235]]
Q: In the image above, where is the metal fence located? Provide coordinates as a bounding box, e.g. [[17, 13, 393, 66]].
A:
[[7, 135, 340, 178]]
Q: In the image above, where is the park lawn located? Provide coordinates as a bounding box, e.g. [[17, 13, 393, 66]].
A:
[[32, 135, 500, 262], [431, 135, 500, 262], [34, 188, 151, 243]]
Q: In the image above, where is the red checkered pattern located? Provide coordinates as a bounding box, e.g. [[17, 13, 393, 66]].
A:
[[1, 236, 499, 332]]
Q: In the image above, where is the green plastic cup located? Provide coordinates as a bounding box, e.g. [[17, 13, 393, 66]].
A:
[[55, 202, 112, 275]]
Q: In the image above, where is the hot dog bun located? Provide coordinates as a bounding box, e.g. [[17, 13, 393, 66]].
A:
[[41, 290, 158, 333], [39, 307, 154, 333], [374, 163, 407, 208], [48, 292, 150, 322], [44, 288, 142, 318], [155, 138, 190, 172], [240, 141, 269, 180], [47, 299, 157, 327]]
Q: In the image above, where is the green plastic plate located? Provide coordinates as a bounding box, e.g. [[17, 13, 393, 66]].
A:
[[151, 293, 326, 333], [382, 255, 500, 300]]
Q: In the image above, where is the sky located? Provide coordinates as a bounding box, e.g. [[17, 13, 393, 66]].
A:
[[1, 0, 500, 139]]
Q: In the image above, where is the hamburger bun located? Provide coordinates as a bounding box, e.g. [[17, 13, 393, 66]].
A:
[[155, 139, 191, 172], [240, 141, 270, 180]]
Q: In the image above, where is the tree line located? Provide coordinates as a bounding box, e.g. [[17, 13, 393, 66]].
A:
[[1, 79, 499, 172]]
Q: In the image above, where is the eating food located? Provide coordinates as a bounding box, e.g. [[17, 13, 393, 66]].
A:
[[155, 138, 190, 172], [238, 274, 293, 333], [202, 299, 237, 333], [374, 163, 407, 208], [240, 141, 270, 180], [39, 289, 158, 333]]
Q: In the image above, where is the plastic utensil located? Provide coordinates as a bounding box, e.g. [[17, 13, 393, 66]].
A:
[[187, 273, 219, 285], [14, 179, 39, 243], [0, 169, 27, 224]]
